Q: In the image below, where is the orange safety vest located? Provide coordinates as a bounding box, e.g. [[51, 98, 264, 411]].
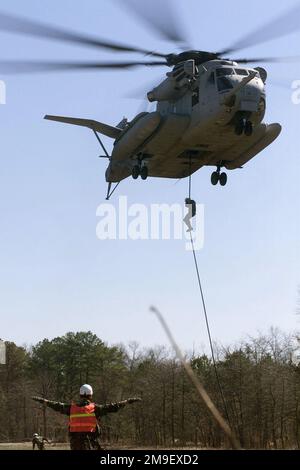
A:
[[69, 403, 98, 433]]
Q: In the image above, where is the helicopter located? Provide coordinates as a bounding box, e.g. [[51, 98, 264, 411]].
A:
[[0, 1, 299, 199]]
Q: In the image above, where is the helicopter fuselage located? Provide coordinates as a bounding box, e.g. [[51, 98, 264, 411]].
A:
[[106, 59, 281, 183], [44, 59, 281, 185]]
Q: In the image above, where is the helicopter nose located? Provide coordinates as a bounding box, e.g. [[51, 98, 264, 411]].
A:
[[244, 79, 264, 99], [239, 80, 264, 113]]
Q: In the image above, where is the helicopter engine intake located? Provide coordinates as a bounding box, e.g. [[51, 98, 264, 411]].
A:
[[147, 60, 197, 103]]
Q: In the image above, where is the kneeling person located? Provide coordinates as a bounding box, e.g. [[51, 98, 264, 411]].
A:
[[32, 433, 50, 450]]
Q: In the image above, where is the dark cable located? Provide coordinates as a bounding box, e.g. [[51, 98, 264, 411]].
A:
[[189, 233, 231, 425], [188, 156, 192, 200]]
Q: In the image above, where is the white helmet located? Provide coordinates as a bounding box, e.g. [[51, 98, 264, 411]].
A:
[[80, 384, 93, 396], [33, 433, 38, 437]]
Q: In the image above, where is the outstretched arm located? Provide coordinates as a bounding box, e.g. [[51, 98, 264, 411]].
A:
[[95, 397, 142, 417], [32, 396, 71, 416]]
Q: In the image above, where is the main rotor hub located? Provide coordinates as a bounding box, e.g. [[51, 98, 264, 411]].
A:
[[166, 50, 220, 67]]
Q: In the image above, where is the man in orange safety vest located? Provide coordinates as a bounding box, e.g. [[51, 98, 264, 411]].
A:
[[32, 384, 141, 450]]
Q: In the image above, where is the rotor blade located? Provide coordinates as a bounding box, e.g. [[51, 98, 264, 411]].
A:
[[0, 11, 167, 58], [220, 3, 300, 55], [235, 56, 300, 64], [0, 60, 167, 74], [118, 0, 188, 45]]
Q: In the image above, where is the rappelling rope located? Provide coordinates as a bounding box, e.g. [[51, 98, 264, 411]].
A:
[[151, 306, 240, 449], [189, 232, 231, 425]]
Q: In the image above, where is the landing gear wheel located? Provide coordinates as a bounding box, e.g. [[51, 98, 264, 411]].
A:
[[211, 171, 220, 186], [235, 121, 244, 136], [245, 121, 253, 137], [132, 165, 140, 180], [219, 172, 228, 187], [140, 166, 149, 181]]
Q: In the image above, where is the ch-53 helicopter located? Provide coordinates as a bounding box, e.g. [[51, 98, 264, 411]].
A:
[[0, 1, 299, 199]]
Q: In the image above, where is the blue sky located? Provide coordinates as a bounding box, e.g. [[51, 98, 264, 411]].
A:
[[0, 0, 299, 352]]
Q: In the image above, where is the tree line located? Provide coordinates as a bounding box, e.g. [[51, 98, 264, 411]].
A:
[[0, 329, 299, 449]]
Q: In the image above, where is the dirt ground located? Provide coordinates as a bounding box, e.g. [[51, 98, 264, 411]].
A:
[[0, 442, 70, 451], [0, 442, 204, 451]]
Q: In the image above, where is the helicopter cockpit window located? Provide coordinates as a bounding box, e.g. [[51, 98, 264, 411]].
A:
[[217, 77, 234, 92], [216, 68, 234, 77], [235, 69, 249, 76]]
